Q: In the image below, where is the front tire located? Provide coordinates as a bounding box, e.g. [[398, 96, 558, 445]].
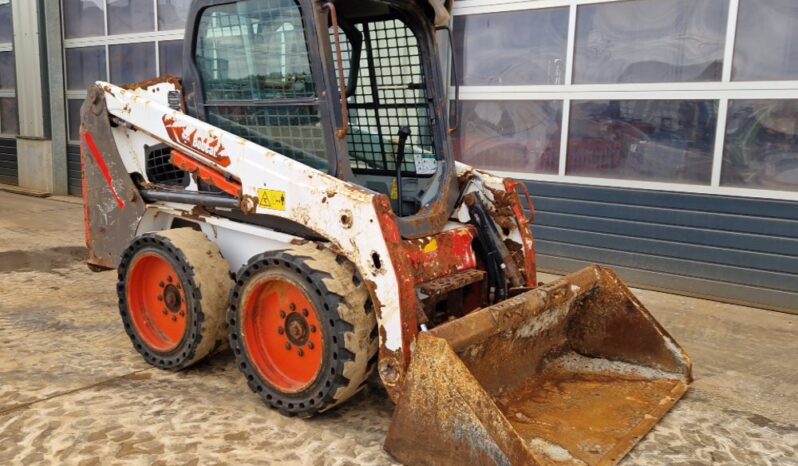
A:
[[117, 228, 233, 370], [228, 243, 378, 417]]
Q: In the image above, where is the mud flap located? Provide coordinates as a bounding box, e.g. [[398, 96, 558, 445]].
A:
[[385, 266, 692, 466]]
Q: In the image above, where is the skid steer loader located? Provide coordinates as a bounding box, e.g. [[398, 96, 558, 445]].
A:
[[80, 0, 692, 464]]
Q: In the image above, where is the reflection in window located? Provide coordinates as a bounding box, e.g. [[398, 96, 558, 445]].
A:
[[68, 99, 83, 142], [0, 51, 15, 90], [66, 46, 107, 91], [109, 42, 156, 85], [454, 101, 561, 174], [159, 40, 183, 77], [196, 1, 315, 101], [195, 0, 327, 172], [723, 100, 798, 192], [0, 97, 18, 135], [0, 3, 11, 43], [108, 0, 155, 35], [733, 0, 798, 81], [63, 0, 106, 39], [158, 0, 193, 31], [567, 100, 717, 184], [574, 0, 727, 84], [453, 8, 568, 86]]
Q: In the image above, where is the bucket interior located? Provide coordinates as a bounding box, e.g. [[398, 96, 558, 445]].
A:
[[404, 266, 692, 465]]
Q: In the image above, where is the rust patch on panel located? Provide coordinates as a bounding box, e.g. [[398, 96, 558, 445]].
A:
[[121, 75, 184, 92]]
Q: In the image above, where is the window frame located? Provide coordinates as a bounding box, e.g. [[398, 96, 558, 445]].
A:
[[0, 0, 16, 136], [62, 0, 188, 143], [452, 0, 798, 201]]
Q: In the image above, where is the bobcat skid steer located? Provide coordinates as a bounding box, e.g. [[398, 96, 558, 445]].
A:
[[80, 0, 692, 464]]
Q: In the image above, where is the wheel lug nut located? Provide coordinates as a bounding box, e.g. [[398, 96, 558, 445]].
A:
[[277, 327, 284, 335], [310, 325, 316, 333], [279, 310, 286, 318], [308, 342, 315, 350], [289, 303, 296, 311], [302, 309, 309, 317], [167, 276, 173, 283], [162, 309, 168, 315], [297, 348, 304, 357], [157, 296, 163, 301], [171, 316, 177, 322], [179, 311, 185, 317], [285, 342, 292, 350], [159, 281, 165, 288]]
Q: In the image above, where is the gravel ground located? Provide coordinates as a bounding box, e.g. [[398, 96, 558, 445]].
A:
[[1, 191, 796, 465]]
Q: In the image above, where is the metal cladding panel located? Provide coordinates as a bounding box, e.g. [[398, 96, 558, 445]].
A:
[[0, 137, 18, 186], [525, 181, 798, 314], [67, 144, 81, 196]]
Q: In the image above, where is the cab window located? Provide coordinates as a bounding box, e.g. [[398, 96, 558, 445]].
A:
[[195, 0, 329, 171]]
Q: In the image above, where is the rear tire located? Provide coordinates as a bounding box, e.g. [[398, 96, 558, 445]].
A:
[[117, 228, 233, 370], [228, 243, 378, 417]]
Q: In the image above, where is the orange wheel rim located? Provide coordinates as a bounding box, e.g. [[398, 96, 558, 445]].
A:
[[127, 253, 188, 353], [242, 277, 325, 393]]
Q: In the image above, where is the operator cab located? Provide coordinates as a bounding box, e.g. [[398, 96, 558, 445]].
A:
[[183, 0, 457, 236]]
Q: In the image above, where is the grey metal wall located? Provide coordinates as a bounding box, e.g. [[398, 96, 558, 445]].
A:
[[0, 137, 17, 185], [67, 144, 81, 196], [527, 181, 798, 314]]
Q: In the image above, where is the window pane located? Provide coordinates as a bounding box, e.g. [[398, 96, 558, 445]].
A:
[[722, 100, 798, 191], [63, 0, 105, 39], [733, 0, 798, 81], [68, 99, 83, 142], [574, 0, 727, 84], [195, 0, 327, 172], [0, 97, 18, 135], [196, 0, 315, 101], [159, 40, 183, 77], [109, 42, 156, 85], [66, 46, 106, 91], [0, 3, 12, 43], [158, 0, 192, 31], [108, 0, 155, 35], [567, 100, 717, 184], [453, 8, 568, 86], [454, 101, 561, 174], [0, 51, 15, 90]]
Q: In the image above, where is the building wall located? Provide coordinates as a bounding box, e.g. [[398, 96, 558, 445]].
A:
[[528, 180, 798, 312], [451, 0, 798, 312]]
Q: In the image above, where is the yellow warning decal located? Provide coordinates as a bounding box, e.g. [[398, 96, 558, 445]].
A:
[[423, 239, 438, 254], [390, 178, 399, 200], [257, 189, 286, 211]]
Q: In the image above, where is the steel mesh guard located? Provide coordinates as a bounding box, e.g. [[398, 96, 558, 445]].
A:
[[145, 145, 188, 187], [332, 17, 436, 176]]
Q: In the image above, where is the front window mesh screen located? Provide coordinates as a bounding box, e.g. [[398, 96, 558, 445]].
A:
[[332, 18, 436, 175], [195, 0, 328, 171]]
